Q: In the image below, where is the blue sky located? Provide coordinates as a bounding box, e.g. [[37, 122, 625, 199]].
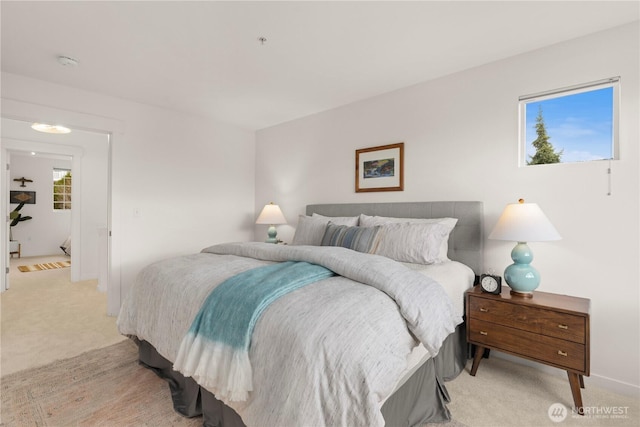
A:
[[525, 87, 613, 163]]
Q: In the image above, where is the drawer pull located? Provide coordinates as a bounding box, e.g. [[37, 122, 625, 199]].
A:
[[480, 331, 488, 336], [479, 308, 489, 312], [558, 324, 569, 330], [558, 350, 568, 357]]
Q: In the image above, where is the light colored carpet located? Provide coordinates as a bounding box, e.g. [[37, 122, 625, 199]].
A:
[[447, 357, 639, 426], [0, 255, 125, 376]]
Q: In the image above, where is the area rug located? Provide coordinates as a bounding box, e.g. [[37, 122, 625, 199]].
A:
[[0, 340, 201, 426], [0, 339, 467, 427], [17, 261, 71, 272]]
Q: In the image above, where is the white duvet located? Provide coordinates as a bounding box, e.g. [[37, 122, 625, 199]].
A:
[[117, 242, 462, 427]]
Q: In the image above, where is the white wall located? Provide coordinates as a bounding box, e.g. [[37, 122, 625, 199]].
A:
[[1, 72, 257, 314], [255, 23, 639, 395], [9, 155, 72, 256]]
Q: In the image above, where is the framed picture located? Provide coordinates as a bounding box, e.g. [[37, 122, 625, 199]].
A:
[[10, 191, 36, 204], [355, 142, 404, 193]]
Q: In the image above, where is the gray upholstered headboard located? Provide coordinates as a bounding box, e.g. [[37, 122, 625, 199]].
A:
[[306, 201, 484, 275]]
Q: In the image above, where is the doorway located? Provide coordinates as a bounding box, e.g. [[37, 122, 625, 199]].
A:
[[8, 153, 73, 276], [2, 118, 110, 298]]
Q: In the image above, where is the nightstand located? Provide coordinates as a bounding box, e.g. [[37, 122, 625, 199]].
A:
[[466, 286, 590, 414]]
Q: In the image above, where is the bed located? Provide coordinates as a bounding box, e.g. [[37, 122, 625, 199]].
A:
[[117, 201, 483, 427]]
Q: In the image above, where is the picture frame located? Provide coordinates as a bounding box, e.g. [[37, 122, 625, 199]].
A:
[[355, 142, 404, 193], [10, 191, 36, 204]]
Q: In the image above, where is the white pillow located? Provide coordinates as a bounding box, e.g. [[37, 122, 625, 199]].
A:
[[373, 222, 453, 264], [359, 214, 457, 229], [359, 214, 458, 263], [311, 213, 359, 226]]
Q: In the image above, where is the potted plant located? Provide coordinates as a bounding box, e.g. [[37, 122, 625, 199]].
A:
[[9, 202, 32, 241]]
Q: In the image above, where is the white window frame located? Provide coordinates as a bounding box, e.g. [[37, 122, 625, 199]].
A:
[[53, 168, 72, 210], [518, 77, 620, 167]]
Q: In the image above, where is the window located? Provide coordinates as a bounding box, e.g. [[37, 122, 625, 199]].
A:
[[519, 77, 619, 166], [53, 168, 72, 210]]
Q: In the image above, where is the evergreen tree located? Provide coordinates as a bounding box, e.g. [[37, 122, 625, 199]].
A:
[[528, 106, 562, 165]]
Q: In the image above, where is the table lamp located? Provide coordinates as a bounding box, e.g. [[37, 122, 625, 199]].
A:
[[256, 202, 287, 243], [488, 199, 561, 297]]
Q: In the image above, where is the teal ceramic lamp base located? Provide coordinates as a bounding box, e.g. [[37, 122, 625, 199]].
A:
[[504, 242, 540, 297], [265, 225, 279, 244]]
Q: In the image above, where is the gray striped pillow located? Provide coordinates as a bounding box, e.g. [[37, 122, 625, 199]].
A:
[[320, 223, 383, 254]]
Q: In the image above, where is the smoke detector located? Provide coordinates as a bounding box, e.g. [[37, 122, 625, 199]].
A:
[[57, 55, 79, 67]]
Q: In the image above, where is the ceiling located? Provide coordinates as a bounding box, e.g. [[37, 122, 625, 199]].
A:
[[2, 1, 638, 131]]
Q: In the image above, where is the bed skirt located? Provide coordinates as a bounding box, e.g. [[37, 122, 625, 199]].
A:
[[136, 323, 467, 427]]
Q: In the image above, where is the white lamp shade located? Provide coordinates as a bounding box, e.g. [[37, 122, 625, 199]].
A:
[[489, 200, 561, 242], [256, 203, 287, 225]]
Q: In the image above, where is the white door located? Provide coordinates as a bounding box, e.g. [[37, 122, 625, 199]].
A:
[[2, 149, 11, 291]]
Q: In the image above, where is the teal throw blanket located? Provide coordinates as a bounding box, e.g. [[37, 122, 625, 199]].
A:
[[174, 261, 334, 401]]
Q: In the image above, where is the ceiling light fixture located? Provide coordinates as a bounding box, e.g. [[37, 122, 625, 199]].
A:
[[57, 55, 79, 67], [258, 37, 267, 45], [31, 123, 72, 134]]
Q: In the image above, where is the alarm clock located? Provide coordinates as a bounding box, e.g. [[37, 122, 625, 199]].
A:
[[480, 274, 502, 294]]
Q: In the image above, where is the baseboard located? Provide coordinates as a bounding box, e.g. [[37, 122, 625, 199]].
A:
[[587, 373, 640, 397], [491, 351, 640, 397]]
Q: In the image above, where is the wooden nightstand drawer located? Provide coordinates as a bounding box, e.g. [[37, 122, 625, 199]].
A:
[[469, 318, 587, 373], [468, 296, 586, 344]]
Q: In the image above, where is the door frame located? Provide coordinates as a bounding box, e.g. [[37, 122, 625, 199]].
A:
[[1, 98, 123, 315]]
